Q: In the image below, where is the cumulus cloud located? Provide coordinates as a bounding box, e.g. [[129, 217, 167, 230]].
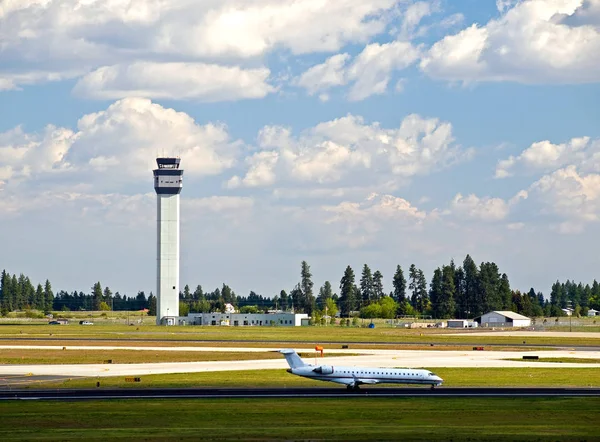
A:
[[529, 165, 600, 232], [73, 62, 274, 101], [0, 0, 399, 95], [0, 125, 74, 180], [0, 98, 242, 188], [421, 0, 600, 84], [450, 190, 527, 222], [0, 70, 82, 91], [228, 113, 471, 190], [294, 54, 350, 96], [496, 136, 600, 178], [320, 193, 428, 247], [295, 40, 420, 100]]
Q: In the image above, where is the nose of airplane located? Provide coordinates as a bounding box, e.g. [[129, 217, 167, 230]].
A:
[[434, 376, 443, 383]]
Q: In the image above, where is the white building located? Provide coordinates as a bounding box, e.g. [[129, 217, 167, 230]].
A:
[[185, 312, 310, 327], [588, 309, 599, 317], [447, 319, 478, 328], [562, 308, 573, 316], [153, 157, 184, 325], [478, 311, 531, 328]]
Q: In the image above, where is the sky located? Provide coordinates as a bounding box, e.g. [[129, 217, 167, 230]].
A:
[[1, 0, 600, 299]]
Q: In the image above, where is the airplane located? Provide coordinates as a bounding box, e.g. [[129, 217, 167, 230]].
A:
[[279, 349, 443, 390]]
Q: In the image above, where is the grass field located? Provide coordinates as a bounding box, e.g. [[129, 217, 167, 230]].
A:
[[31, 367, 600, 389], [1, 324, 600, 347], [0, 349, 308, 365], [506, 357, 600, 364], [0, 397, 598, 440]]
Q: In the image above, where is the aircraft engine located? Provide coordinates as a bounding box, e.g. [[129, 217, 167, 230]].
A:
[[312, 365, 334, 375]]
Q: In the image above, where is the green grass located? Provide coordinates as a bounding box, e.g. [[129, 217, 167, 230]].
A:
[[32, 367, 600, 389], [0, 348, 357, 365], [2, 324, 600, 347], [0, 397, 598, 440], [505, 357, 600, 364]]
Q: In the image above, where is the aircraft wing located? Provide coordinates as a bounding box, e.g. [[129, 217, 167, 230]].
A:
[[356, 379, 378, 384]]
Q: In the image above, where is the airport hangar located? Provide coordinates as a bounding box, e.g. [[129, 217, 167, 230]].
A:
[[476, 311, 532, 328], [164, 312, 310, 327]]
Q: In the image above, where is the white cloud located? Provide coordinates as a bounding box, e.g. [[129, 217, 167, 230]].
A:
[[295, 40, 420, 101], [1, 0, 399, 92], [529, 165, 600, 232], [321, 193, 428, 247], [0, 70, 82, 91], [0, 125, 74, 180], [0, 98, 242, 188], [294, 54, 350, 96], [347, 41, 421, 101], [229, 113, 470, 190], [421, 0, 600, 84], [450, 193, 511, 222], [73, 62, 274, 101], [496, 136, 600, 177]]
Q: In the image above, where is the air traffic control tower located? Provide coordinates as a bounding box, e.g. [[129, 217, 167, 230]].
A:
[[153, 157, 183, 325]]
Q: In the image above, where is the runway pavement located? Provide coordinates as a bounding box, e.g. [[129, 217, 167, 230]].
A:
[[1, 387, 600, 400], [1, 347, 600, 378]]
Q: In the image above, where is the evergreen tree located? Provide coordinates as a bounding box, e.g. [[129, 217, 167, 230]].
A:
[[439, 265, 457, 319], [416, 269, 429, 314], [339, 266, 356, 317], [103, 286, 113, 309], [44, 280, 54, 312], [316, 281, 333, 310], [35, 283, 45, 311], [290, 284, 302, 312], [408, 264, 419, 308], [372, 271, 384, 301], [193, 285, 204, 301], [462, 255, 479, 317], [499, 274, 512, 310], [479, 262, 502, 313], [429, 268, 443, 318], [360, 264, 374, 306], [183, 284, 191, 300], [279, 290, 289, 311], [300, 261, 315, 315], [92, 282, 103, 310], [11, 274, 19, 310], [453, 266, 465, 317], [392, 265, 407, 312]]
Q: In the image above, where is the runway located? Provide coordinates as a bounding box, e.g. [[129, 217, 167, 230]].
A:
[[2, 387, 600, 400]]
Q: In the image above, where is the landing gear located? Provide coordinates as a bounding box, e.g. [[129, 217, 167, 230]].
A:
[[430, 384, 436, 390], [347, 384, 360, 391]]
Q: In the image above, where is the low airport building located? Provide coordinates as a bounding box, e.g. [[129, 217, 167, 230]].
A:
[[476, 311, 531, 328], [447, 319, 478, 328], [587, 309, 599, 317], [173, 312, 310, 326]]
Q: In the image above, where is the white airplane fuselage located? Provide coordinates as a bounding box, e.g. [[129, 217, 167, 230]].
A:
[[280, 349, 443, 389]]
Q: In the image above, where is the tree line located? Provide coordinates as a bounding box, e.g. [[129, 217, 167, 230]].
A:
[[2, 255, 599, 319]]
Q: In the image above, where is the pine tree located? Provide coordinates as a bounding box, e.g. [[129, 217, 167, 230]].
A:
[[339, 266, 356, 317], [372, 271, 384, 301], [439, 265, 456, 319], [290, 284, 302, 312], [392, 265, 407, 303], [183, 284, 191, 300], [193, 285, 204, 301], [360, 264, 374, 306], [44, 280, 54, 312], [103, 287, 113, 309], [279, 290, 289, 311], [316, 281, 333, 310], [300, 261, 315, 315], [408, 264, 418, 308], [429, 268, 443, 318], [416, 269, 429, 314], [35, 284, 45, 311], [92, 282, 103, 310], [463, 255, 479, 317]]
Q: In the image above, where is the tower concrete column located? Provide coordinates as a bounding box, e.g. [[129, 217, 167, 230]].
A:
[[153, 158, 183, 325]]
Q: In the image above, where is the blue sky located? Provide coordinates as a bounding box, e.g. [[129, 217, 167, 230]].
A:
[[1, 0, 599, 299]]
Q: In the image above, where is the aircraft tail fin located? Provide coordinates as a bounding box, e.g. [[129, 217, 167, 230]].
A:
[[279, 349, 307, 368]]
